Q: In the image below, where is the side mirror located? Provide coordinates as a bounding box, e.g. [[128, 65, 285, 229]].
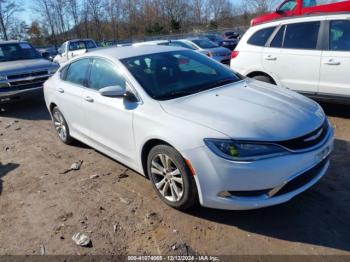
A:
[[99, 85, 126, 97]]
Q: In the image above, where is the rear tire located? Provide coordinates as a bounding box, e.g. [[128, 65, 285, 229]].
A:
[[252, 75, 275, 85], [147, 145, 198, 210], [51, 106, 73, 145]]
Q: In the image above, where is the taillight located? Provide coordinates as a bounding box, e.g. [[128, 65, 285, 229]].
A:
[[231, 51, 239, 59]]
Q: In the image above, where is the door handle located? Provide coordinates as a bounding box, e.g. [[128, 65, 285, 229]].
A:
[[57, 88, 64, 93], [324, 59, 340, 66], [84, 96, 94, 103], [265, 55, 277, 61]]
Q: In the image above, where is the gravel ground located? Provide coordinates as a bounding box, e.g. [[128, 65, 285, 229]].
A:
[[0, 97, 349, 256]]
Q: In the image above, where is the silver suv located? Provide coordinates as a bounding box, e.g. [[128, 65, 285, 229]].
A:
[[0, 41, 59, 103]]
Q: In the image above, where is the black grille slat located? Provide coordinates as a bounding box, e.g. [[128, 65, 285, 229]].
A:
[[278, 121, 328, 151], [7, 76, 48, 91], [7, 71, 48, 80]]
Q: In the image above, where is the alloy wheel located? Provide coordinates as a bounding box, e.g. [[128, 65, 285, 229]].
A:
[[53, 110, 67, 141], [150, 154, 184, 202]]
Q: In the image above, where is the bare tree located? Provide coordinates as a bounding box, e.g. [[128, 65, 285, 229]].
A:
[[0, 0, 21, 40], [32, 0, 58, 45], [247, 0, 279, 14], [67, 0, 81, 37]]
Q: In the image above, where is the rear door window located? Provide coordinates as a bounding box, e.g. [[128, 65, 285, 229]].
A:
[[270, 26, 286, 48], [330, 20, 350, 51], [248, 27, 276, 47], [283, 21, 320, 49]]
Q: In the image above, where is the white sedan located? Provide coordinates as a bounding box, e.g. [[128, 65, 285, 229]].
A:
[[44, 45, 334, 210]]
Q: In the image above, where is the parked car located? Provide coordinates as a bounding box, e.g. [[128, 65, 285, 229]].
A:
[[251, 0, 350, 26], [133, 39, 212, 56], [221, 31, 241, 40], [180, 38, 232, 64], [231, 13, 350, 104], [201, 34, 238, 50], [37, 46, 58, 61], [44, 45, 333, 210], [0, 41, 59, 103], [53, 39, 97, 64]]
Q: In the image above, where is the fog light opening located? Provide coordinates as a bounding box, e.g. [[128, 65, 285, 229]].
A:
[[218, 191, 232, 198]]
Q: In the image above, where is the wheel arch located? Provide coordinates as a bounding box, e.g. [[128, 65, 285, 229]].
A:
[[246, 71, 277, 85], [140, 138, 173, 178]]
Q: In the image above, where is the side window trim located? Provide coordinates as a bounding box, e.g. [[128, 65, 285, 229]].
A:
[[266, 25, 286, 47]]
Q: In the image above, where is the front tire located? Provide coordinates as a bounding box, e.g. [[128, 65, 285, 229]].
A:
[[51, 106, 73, 145], [147, 145, 198, 210]]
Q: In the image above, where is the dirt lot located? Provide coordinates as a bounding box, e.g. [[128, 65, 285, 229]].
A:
[[0, 97, 349, 256]]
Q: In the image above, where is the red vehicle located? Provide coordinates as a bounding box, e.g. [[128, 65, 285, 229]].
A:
[[251, 0, 350, 26]]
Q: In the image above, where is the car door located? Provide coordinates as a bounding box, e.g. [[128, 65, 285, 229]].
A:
[[54, 58, 90, 136], [81, 57, 137, 165], [262, 20, 322, 93], [319, 19, 350, 97]]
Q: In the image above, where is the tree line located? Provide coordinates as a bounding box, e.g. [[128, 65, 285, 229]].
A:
[[0, 0, 279, 46]]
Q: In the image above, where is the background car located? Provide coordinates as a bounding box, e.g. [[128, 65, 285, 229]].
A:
[[231, 13, 350, 104], [54, 39, 97, 64], [44, 45, 333, 211], [180, 38, 232, 64], [201, 34, 238, 50], [37, 46, 58, 61], [0, 41, 59, 103], [251, 0, 350, 26], [221, 31, 241, 40]]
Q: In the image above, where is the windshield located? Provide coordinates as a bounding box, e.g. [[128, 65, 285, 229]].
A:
[[121, 50, 242, 101], [206, 35, 224, 42], [191, 39, 219, 49], [0, 43, 42, 62], [69, 40, 97, 51]]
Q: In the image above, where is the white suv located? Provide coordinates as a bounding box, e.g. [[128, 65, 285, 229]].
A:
[[231, 13, 350, 103]]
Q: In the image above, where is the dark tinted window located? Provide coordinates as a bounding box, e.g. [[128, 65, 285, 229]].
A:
[[88, 58, 125, 91], [0, 43, 41, 62], [248, 27, 276, 46], [191, 39, 218, 48], [65, 59, 90, 86], [270, 26, 285, 48], [330, 20, 350, 51], [169, 41, 196, 50], [121, 50, 241, 100], [284, 22, 320, 49]]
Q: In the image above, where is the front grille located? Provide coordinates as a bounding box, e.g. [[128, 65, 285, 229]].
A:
[[9, 76, 48, 90], [275, 156, 329, 197], [7, 70, 48, 80], [277, 121, 329, 151]]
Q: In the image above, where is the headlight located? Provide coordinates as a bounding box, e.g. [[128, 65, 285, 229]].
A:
[[204, 139, 289, 161], [0, 75, 7, 81]]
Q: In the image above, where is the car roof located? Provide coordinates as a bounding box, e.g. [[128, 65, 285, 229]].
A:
[[82, 45, 185, 60], [133, 40, 170, 46], [255, 12, 350, 27]]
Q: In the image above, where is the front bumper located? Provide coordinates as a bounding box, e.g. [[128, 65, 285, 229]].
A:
[[183, 127, 334, 210], [0, 86, 43, 102]]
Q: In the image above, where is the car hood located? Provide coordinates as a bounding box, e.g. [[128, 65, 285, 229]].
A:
[[160, 80, 325, 141], [0, 59, 58, 75]]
